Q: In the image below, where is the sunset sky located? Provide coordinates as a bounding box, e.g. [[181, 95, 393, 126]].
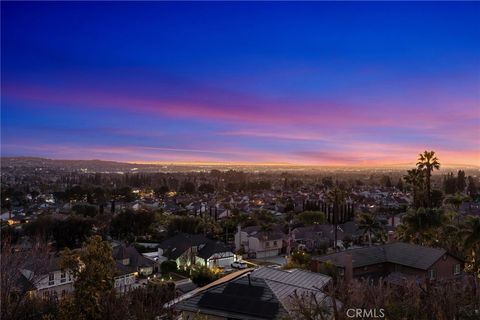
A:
[[1, 2, 479, 167]]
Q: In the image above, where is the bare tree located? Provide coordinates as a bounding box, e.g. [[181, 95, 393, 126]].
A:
[[1, 236, 51, 319], [285, 287, 338, 320]]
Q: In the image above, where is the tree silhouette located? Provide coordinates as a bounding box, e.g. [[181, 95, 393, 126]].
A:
[[416, 150, 440, 207]]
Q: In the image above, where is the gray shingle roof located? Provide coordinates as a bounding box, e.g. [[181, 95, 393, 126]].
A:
[[159, 233, 234, 260], [196, 240, 233, 260], [313, 242, 447, 270], [251, 267, 331, 291]]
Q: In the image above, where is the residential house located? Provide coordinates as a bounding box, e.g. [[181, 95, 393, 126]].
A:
[[112, 243, 155, 292], [20, 256, 74, 299], [235, 225, 285, 258], [292, 221, 361, 251], [158, 233, 236, 269], [311, 242, 464, 283]]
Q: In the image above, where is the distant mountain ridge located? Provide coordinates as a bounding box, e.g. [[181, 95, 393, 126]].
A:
[[1, 157, 145, 171]]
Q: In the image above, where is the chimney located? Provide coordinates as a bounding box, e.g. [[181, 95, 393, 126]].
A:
[[387, 231, 396, 243], [344, 253, 353, 283]]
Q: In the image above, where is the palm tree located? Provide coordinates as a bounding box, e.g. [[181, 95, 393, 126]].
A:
[[357, 213, 382, 246], [416, 150, 441, 207], [326, 186, 346, 251], [397, 207, 446, 246], [459, 216, 480, 254], [459, 216, 480, 277], [404, 168, 424, 208]]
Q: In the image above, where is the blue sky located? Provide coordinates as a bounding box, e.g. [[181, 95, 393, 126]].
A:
[[2, 2, 479, 166]]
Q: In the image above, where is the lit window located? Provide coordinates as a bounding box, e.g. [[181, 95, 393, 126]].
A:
[[429, 269, 437, 280]]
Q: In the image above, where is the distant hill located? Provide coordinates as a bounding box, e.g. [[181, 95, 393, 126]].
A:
[[1, 156, 478, 173], [0, 157, 146, 171]]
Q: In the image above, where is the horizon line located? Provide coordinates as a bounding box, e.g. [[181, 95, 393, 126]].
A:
[[2, 156, 479, 169]]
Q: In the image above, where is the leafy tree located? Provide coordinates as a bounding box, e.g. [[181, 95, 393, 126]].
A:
[[23, 215, 56, 242], [154, 185, 169, 196], [457, 170, 467, 193], [112, 186, 137, 202], [252, 210, 275, 224], [396, 178, 404, 191], [444, 194, 470, 213], [91, 187, 107, 205], [180, 181, 196, 194], [191, 266, 218, 287], [321, 177, 334, 189], [225, 183, 238, 192], [160, 260, 177, 275], [72, 204, 98, 217], [342, 234, 354, 250], [296, 211, 326, 225], [404, 168, 425, 208], [317, 261, 339, 282], [430, 189, 444, 208], [444, 172, 457, 195], [416, 150, 441, 207], [166, 216, 200, 236], [110, 209, 155, 240], [396, 208, 446, 246], [291, 250, 311, 267], [198, 183, 215, 194], [357, 213, 382, 246], [53, 216, 94, 249], [460, 216, 480, 277], [59, 236, 115, 320], [381, 175, 393, 188], [467, 176, 477, 197]]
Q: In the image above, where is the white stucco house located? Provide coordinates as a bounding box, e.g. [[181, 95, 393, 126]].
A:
[[235, 225, 285, 258]]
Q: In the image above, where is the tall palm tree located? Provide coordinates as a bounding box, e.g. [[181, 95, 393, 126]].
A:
[[404, 168, 424, 208], [416, 150, 441, 207], [357, 213, 382, 246], [326, 186, 346, 250]]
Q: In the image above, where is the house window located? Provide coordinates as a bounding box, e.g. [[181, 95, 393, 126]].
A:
[[273, 241, 277, 246], [265, 241, 270, 247], [453, 264, 461, 275], [48, 273, 54, 286], [61, 272, 66, 283], [429, 269, 437, 280]]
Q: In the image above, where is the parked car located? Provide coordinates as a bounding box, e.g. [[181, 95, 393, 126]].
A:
[[231, 261, 247, 269]]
